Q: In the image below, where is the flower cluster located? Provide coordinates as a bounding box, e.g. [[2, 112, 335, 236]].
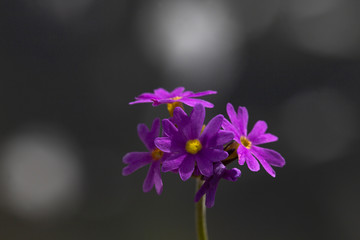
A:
[[123, 87, 285, 208]]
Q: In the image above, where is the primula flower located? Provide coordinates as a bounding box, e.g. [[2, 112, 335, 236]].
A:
[[222, 103, 285, 177], [129, 87, 217, 108], [155, 104, 234, 181], [122, 118, 167, 195], [195, 163, 241, 208]]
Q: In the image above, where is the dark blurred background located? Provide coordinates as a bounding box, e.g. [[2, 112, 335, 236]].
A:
[[0, 0, 359, 239]]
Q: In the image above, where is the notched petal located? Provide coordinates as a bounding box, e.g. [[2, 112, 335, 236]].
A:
[[154, 137, 171, 152]]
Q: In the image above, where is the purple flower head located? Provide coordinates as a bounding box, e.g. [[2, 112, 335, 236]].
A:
[[129, 87, 217, 108], [155, 104, 234, 181], [222, 103, 285, 177], [122, 118, 168, 195], [195, 163, 241, 208]]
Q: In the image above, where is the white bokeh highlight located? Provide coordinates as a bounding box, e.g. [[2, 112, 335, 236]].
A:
[[0, 128, 83, 220], [138, 0, 242, 88]]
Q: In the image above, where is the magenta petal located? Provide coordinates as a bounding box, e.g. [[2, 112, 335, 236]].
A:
[[162, 154, 186, 172], [253, 151, 276, 177], [162, 119, 178, 137], [245, 150, 260, 172], [237, 146, 247, 165], [151, 100, 163, 106], [251, 149, 276, 177], [153, 170, 163, 194], [186, 90, 217, 98], [143, 162, 156, 193], [154, 137, 171, 152], [181, 90, 194, 97], [215, 131, 234, 146], [137, 118, 160, 150], [188, 104, 205, 139], [137, 92, 158, 99], [251, 133, 278, 145], [179, 155, 195, 181], [161, 120, 186, 152], [226, 103, 240, 130], [172, 107, 190, 127], [222, 168, 241, 181], [196, 155, 214, 177], [248, 120, 278, 145], [122, 152, 152, 175], [200, 115, 224, 144], [151, 161, 163, 195], [170, 135, 187, 152], [180, 98, 214, 108], [156, 98, 176, 104], [129, 99, 154, 105], [200, 148, 228, 163], [150, 118, 161, 135], [130, 88, 216, 107], [143, 161, 163, 194], [248, 120, 267, 139], [261, 159, 276, 177], [137, 123, 151, 149], [205, 179, 220, 208], [154, 88, 170, 97], [222, 118, 240, 141], [170, 87, 185, 96], [195, 163, 240, 208], [194, 181, 210, 202], [122, 152, 150, 164], [237, 106, 249, 136], [251, 146, 285, 167]]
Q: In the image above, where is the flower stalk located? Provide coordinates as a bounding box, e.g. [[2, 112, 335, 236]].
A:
[[195, 177, 209, 240]]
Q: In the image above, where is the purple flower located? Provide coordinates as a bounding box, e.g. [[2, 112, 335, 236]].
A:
[[155, 104, 234, 181], [129, 87, 217, 108], [195, 163, 241, 208], [122, 118, 167, 195], [222, 103, 285, 177]]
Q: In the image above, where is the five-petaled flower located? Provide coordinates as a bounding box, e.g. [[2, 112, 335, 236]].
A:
[[122, 118, 167, 194], [129, 87, 217, 108], [155, 104, 234, 181], [222, 103, 285, 177], [195, 162, 241, 208]]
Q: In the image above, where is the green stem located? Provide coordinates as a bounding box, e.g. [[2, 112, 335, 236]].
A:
[[195, 177, 209, 240]]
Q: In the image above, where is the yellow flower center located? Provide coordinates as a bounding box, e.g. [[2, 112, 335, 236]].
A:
[[240, 136, 252, 149], [171, 96, 182, 101], [185, 139, 202, 155], [151, 148, 163, 161], [167, 102, 184, 117]]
